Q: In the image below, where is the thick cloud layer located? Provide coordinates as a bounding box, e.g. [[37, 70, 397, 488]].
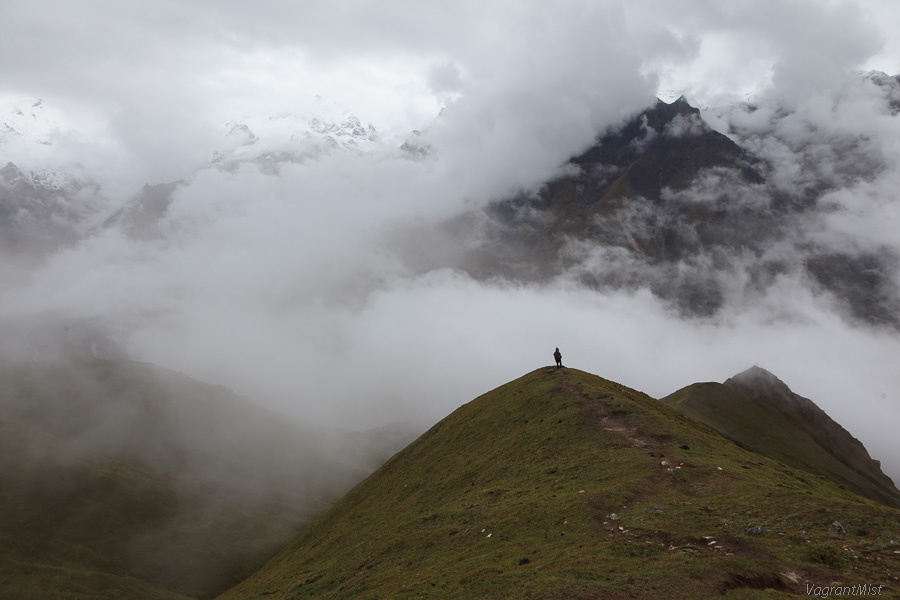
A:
[[2, 1, 899, 485]]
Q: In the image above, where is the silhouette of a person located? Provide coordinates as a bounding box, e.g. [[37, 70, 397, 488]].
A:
[[553, 347, 562, 369]]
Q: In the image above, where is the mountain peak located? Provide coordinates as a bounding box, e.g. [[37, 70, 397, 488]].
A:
[[0, 161, 34, 193], [864, 70, 900, 114], [658, 94, 694, 109], [210, 111, 382, 172], [648, 94, 702, 125], [724, 365, 793, 400], [1, 161, 23, 178], [664, 367, 900, 508]]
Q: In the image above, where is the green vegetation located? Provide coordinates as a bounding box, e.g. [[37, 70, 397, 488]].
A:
[[219, 368, 900, 599], [661, 369, 900, 509], [0, 357, 367, 600]]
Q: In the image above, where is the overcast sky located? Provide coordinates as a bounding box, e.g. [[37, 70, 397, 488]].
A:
[[2, 1, 900, 483], [2, 0, 898, 181]]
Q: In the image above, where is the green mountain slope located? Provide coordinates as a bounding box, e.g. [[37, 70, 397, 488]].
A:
[[0, 356, 370, 600], [218, 368, 900, 600], [661, 366, 900, 510], [1, 413, 199, 600]]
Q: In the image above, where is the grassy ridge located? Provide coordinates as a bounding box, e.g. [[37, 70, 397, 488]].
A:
[[661, 374, 900, 509], [219, 368, 900, 599]]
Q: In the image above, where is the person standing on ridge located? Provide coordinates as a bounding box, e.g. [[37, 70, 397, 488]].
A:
[[553, 347, 562, 369]]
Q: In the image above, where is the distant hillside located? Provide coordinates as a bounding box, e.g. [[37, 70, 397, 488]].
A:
[[218, 368, 900, 599], [661, 366, 900, 509], [0, 354, 374, 600]]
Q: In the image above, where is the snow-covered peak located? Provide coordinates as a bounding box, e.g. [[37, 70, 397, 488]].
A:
[[306, 114, 378, 142], [211, 110, 383, 172], [0, 156, 89, 197], [30, 165, 89, 190], [0, 98, 61, 148], [222, 121, 258, 149], [0, 98, 99, 184]]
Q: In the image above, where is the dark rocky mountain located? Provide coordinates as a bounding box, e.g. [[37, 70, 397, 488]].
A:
[[429, 95, 900, 326], [868, 71, 900, 114], [565, 95, 762, 201], [662, 366, 900, 509]]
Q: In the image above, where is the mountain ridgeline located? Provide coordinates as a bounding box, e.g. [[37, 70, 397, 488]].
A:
[[218, 368, 900, 600], [4, 85, 899, 328], [662, 366, 900, 510]]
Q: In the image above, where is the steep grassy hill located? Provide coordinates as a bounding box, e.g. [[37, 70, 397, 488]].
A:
[[661, 366, 900, 510], [0, 355, 373, 600], [219, 368, 900, 599]]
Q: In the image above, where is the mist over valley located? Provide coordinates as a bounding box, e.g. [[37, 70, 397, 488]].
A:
[[2, 1, 900, 597]]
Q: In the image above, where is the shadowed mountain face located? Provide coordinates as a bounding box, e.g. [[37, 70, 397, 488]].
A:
[[662, 366, 900, 510], [427, 96, 900, 326], [101, 181, 184, 240], [0, 161, 104, 258], [566, 96, 760, 203], [0, 352, 399, 600], [217, 368, 900, 600]]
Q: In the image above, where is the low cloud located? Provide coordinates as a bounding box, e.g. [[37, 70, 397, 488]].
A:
[[1, 0, 899, 488]]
